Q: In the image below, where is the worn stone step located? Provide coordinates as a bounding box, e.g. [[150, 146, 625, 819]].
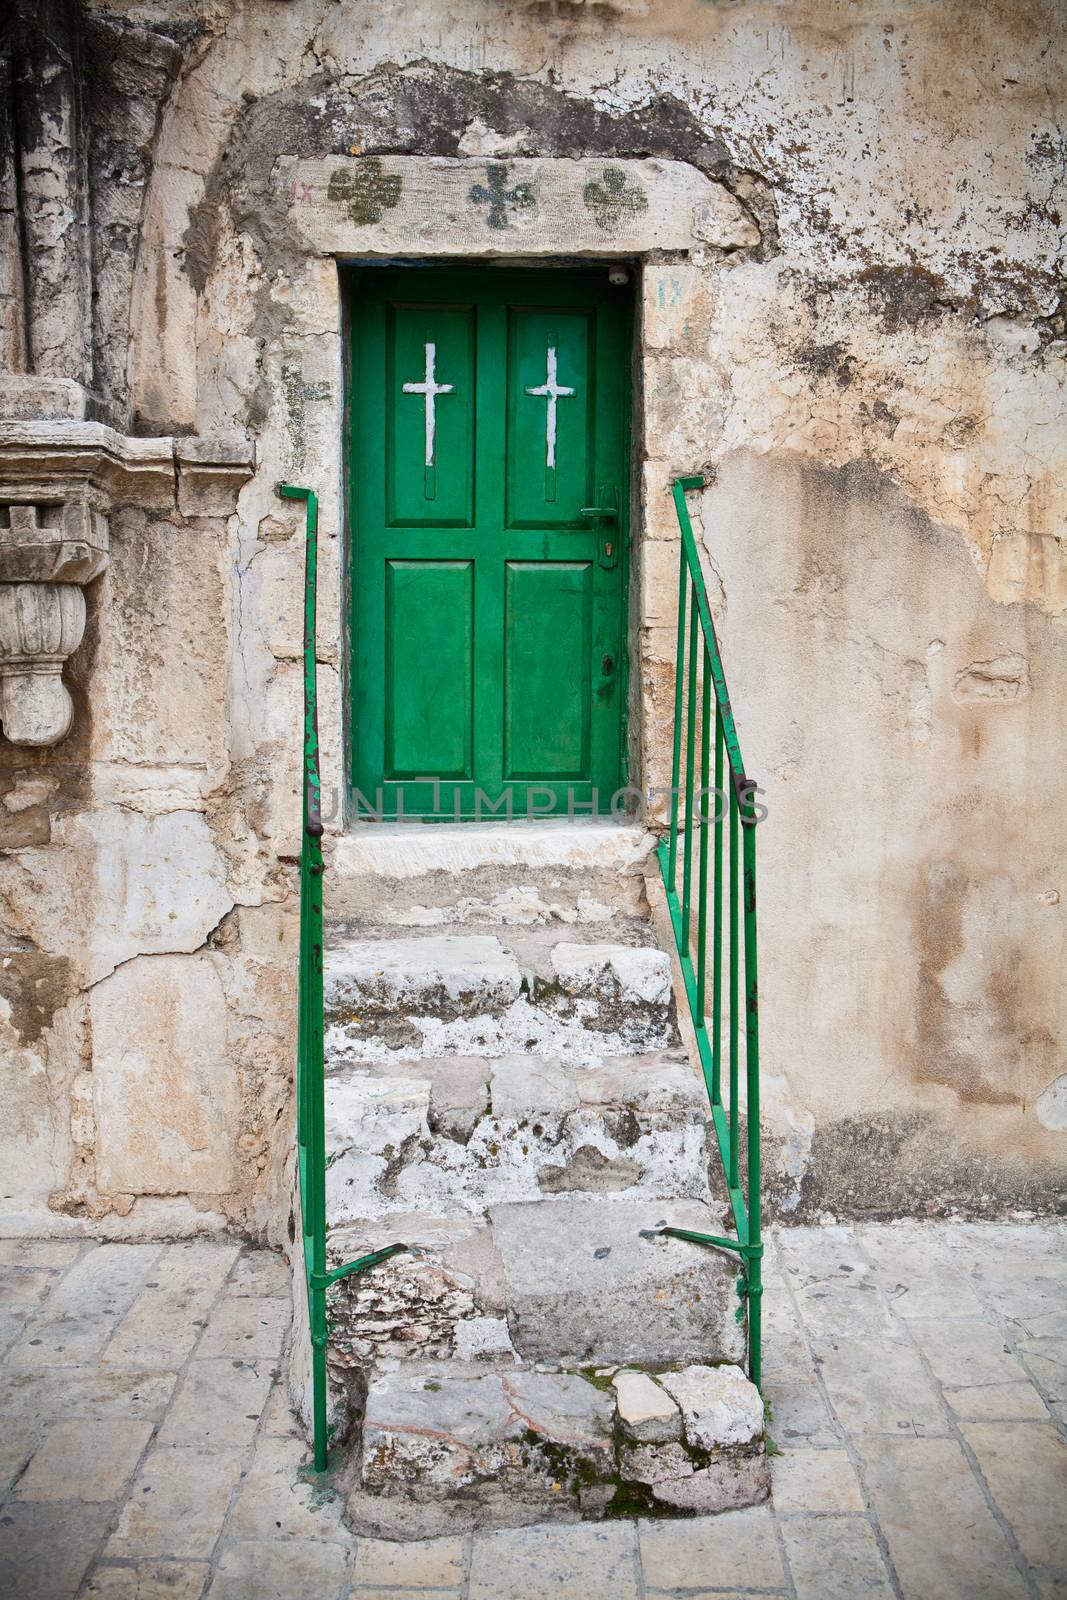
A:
[[328, 820, 655, 927], [346, 1357, 767, 1538], [324, 936, 679, 1056], [325, 935, 523, 1027], [322, 1196, 746, 1374], [490, 1195, 747, 1367], [323, 1050, 710, 1223]]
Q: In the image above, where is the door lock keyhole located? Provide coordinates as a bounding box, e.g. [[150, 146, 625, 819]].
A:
[[602, 653, 615, 676]]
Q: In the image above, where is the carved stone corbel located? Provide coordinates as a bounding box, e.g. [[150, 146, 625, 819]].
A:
[[0, 493, 110, 745], [0, 422, 252, 747]]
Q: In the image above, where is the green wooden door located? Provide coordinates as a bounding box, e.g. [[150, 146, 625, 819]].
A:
[[349, 266, 631, 819]]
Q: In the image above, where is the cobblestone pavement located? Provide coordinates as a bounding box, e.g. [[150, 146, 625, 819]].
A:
[[0, 1221, 1064, 1599]]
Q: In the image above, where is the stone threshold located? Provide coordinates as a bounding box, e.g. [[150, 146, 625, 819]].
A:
[[332, 819, 656, 880]]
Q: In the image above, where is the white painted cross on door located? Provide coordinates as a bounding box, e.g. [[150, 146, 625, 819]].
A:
[[403, 342, 454, 468], [526, 346, 575, 471]]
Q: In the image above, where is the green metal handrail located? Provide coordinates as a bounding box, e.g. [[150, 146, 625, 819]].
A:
[[280, 482, 406, 1471], [657, 475, 763, 1392]]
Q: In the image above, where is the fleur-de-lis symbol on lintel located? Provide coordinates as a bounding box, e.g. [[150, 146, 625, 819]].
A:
[[469, 162, 535, 230], [583, 166, 649, 231]]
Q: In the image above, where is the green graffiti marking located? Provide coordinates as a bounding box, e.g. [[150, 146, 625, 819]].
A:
[[583, 167, 649, 231], [470, 163, 535, 230], [326, 158, 402, 226]]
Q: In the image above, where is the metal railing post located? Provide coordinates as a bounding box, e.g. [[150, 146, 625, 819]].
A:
[[656, 474, 763, 1392], [279, 483, 408, 1471]]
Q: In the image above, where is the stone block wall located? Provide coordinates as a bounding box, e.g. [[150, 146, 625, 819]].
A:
[[0, 0, 1063, 1234]]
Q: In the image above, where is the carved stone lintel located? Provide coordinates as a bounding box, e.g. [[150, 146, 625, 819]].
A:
[[0, 421, 253, 747]]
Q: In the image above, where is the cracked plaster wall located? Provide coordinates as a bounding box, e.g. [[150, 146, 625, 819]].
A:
[[1, 0, 1064, 1233]]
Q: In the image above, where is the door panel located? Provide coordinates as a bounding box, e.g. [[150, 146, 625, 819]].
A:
[[387, 304, 475, 527], [385, 560, 473, 779], [504, 561, 592, 780], [350, 266, 631, 819], [506, 307, 593, 528]]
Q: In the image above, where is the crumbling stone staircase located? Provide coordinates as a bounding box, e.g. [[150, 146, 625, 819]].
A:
[[296, 822, 767, 1536]]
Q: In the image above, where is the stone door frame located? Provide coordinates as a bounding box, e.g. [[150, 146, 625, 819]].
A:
[[255, 155, 757, 835]]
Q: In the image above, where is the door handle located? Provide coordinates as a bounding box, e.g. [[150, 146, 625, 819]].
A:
[[579, 486, 619, 569]]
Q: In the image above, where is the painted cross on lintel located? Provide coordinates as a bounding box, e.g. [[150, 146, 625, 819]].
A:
[[469, 162, 535, 230]]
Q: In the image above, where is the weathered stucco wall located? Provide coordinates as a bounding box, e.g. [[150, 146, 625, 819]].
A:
[[0, 0, 1063, 1235]]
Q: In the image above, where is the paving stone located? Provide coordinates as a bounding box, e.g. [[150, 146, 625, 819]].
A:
[[491, 1196, 745, 1365], [7, 1243, 160, 1366], [778, 1231, 895, 1338], [639, 1506, 784, 1590], [1016, 1337, 1067, 1405], [611, 1370, 682, 1442], [157, 1358, 274, 1448], [780, 1517, 893, 1599], [856, 1436, 1030, 1600], [226, 1433, 350, 1541], [962, 1422, 1067, 1570], [658, 1363, 763, 1448], [16, 1416, 153, 1502], [103, 1274, 227, 1369], [908, 1317, 1032, 1387], [149, 1242, 243, 1294], [227, 1251, 291, 1298], [1031, 1574, 1067, 1600], [84, 1561, 210, 1598], [0, 1266, 60, 1306], [760, 1291, 816, 1378], [943, 1380, 1050, 1420], [0, 1240, 81, 1268], [470, 1521, 638, 1600], [0, 1365, 177, 1422], [0, 1413, 43, 1494], [812, 1337, 945, 1436], [856, 1226, 985, 1319], [762, 1372, 838, 1445], [196, 1295, 290, 1359], [107, 1446, 244, 1559], [352, 1534, 464, 1587], [0, 1310, 25, 1352], [351, 1592, 459, 1600], [968, 1258, 1067, 1340], [204, 1539, 348, 1599], [770, 1446, 865, 1511], [537, 944, 675, 1048], [929, 1223, 1066, 1270], [259, 1379, 302, 1438], [0, 1500, 115, 1600]]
